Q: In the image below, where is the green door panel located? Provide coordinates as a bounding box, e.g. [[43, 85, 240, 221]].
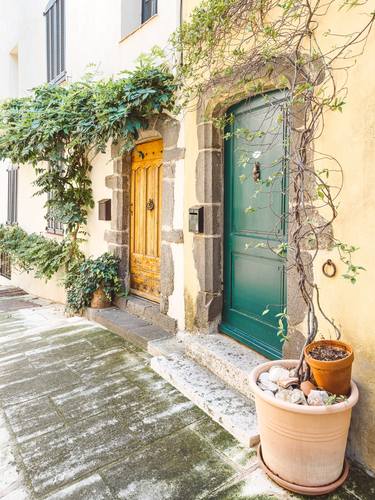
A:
[[221, 90, 288, 360]]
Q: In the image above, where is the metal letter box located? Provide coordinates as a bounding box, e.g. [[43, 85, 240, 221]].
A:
[[98, 199, 111, 221], [189, 206, 204, 233]]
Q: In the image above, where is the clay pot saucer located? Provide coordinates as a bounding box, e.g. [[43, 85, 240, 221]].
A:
[[257, 445, 349, 496]]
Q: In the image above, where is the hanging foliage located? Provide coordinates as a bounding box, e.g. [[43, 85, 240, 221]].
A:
[[0, 53, 176, 237], [0, 52, 176, 295]]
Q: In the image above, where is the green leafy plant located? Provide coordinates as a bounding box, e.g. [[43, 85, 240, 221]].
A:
[[65, 253, 123, 314], [0, 225, 72, 280], [0, 51, 176, 304]]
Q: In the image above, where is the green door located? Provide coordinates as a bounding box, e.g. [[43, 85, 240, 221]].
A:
[[221, 91, 288, 359]]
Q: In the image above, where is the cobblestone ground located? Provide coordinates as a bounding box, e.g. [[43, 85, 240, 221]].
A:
[[0, 286, 374, 500]]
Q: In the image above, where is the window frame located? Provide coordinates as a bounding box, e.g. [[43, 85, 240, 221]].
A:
[[141, 0, 158, 24], [45, 162, 65, 236], [6, 164, 18, 226], [44, 0, 66, 84]]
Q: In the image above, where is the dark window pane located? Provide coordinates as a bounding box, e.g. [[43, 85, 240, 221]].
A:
[[0, 252, 11, 280], [44, 0, 65, 83], [6, 166, 18, 225], [142, 0, 157, 23]]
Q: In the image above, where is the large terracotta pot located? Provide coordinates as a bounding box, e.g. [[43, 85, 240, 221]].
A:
[[90, 287, 111, 309], [249, 360, 358, 494], [304, 340, 354, 396]]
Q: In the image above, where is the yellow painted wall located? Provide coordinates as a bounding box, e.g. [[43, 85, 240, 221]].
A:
[[182, 0, 375, 471]]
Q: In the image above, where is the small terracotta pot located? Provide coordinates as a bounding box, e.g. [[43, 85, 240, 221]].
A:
[[249, 360, 358, 494], [90, 287, 111, 309], [304, 340, 354, 396]]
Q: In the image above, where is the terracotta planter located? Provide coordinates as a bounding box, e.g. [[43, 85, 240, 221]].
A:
[[249, 360, 358, 495], [304, 340, 354, 396], [90, 288, 111, 309]]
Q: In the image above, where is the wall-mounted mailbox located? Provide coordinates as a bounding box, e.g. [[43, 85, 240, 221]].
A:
[[98, 199, 111, 221], [189, 206, 204, 233]]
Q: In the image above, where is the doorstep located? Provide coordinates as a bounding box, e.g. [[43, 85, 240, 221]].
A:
[[86, 307, 174, 352], [115, 295, 177, 334], [151, 352, 259, 447], [184, 333, 268, 400]]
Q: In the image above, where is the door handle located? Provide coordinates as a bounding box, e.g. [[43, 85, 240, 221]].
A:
[[253, 162, 261, 182], [146, 198, 155, 211]]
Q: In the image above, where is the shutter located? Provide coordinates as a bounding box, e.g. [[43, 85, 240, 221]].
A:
[[44, 0, 65, 83], [6, 165, 18, 225]]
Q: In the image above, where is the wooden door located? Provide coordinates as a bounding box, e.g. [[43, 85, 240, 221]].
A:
[[130, 139, 163, 302], [221, 91, 288, 359]]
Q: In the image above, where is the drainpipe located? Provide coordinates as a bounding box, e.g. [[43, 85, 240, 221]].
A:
[[178, 0, 183, 66]]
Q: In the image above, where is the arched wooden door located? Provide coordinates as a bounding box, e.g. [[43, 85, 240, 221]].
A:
[[130, 139, 163, 302]]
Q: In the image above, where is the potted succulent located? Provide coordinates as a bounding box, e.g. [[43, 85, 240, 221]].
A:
[[66, 252, 123, 314]]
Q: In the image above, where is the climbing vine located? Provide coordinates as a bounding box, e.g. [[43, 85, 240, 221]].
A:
[[173, 0, 375, 378], [0, 225, 72, 280], [0, 51, 176, 293]]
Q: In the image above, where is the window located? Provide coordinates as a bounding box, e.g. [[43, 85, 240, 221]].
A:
[[0, 252, 11, 280], [142, 0, 157, 23], [121, 0, 158, 39], [44, 0, 66, 84], [46, 203, 64, 235], [46, 163, 64, 235], [6, 165, 18, 226]]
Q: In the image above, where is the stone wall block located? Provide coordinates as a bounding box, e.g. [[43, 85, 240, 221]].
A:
[[163, 147, 185, 163], [160, 243, 174, 299], [287, 250, 313, 327], [197, 122, 222, 150], [161, 179, 175, 229], [163, 161, 176, 179], [155, 118, 180, 148], [196, 151, 223, 204], [104, 229, 128, 245], [203, 204, 222, 236], [161, 230, 184, 244], [105, 174, 128, 191], [111, 190, 129, 231], [195, 291, 223, 329], [108, 244, 129, 280], [193, 235, 222, 293]]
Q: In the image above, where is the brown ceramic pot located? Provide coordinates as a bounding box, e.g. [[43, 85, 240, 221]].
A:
[[249, 360, 358, 495], [90, 287, 111, 309], [304, 340, 354, 396]]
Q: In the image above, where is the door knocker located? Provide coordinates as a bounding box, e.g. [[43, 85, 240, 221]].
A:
[[253, 162, 261, 182], [322, 259, 337, 278], [146, 198, 155, 211]]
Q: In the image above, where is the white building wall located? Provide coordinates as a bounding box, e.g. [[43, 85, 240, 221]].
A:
[[0, 0, 185, 325]]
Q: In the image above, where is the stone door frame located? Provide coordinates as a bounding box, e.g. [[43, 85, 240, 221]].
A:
[[105, 114, 184, 317], [192, 81, 323, 358]]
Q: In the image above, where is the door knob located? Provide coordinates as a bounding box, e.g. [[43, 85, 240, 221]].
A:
[[253, 162, 261, 182], [146, 198, 155, 211]]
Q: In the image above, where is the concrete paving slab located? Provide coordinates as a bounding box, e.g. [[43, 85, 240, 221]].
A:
[[1, 287, 375, 499]]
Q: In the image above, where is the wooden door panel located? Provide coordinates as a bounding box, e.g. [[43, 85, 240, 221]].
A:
[[130, 140, 163, 302], [221, 91, 288, 359]]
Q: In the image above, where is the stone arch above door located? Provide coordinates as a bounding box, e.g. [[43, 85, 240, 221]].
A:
[[105, 114, 184, 318]]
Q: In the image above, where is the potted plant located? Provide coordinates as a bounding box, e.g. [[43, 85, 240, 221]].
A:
[[66, 252, 123, 314], [249, 360, 358, 496]]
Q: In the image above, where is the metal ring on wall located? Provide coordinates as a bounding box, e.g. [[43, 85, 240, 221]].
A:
[[322, 259, 337, 278]]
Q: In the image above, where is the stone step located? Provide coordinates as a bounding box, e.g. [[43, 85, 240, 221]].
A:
[[151, 353, 259, 448], [86, 307, 173, 351], [184, 333, 267, 401], [115, 295, 177, 334]]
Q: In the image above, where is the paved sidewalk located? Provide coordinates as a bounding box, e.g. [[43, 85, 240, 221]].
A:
[[0, 287, 374, 499]]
